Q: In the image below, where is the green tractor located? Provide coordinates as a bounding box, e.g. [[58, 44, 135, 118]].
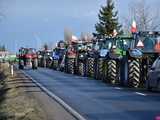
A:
[[108, 31, 160, 88], [107, 36, 134, 85]]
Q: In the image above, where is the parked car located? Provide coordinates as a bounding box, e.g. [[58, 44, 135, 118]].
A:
[[146, 56, 160, 91]]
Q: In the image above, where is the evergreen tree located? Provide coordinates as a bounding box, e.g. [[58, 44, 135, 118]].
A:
[[94, 0, 122, 38]]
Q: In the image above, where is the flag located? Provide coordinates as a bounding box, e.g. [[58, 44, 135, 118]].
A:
[[131, 20, 137, 33]]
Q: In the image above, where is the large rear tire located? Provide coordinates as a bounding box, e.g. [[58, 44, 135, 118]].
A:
[[53, 59, 58, 70], [87, 58, 94, 78], [68, 58, 75, 74], [97, 58, 104, 80], [78, 62, 85, 76], [19, 60, 24, 69], [43, 58, 46, 68], [19, 65, 24, 69], [128, 59, 141, 88], [108, 60, 117, 84], [32, 59, 38, 69]]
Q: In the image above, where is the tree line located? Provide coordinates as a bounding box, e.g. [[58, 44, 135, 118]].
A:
[[0, 45, 6, 51]]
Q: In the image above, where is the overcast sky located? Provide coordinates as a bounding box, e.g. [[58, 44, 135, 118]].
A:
[[0, 0, 159, 52]]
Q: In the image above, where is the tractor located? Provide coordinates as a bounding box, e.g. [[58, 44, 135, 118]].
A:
[[96, 38, 113, 81], [37, 49, 54, 68], [135, 31, 160, 87], [52, 41, 66, 71], [107, 31, 160, 88], [45, 50, 53, 68], [37, 50, 45, 67], [106, 36, 133, 85], [86, 40, 100, 79], [75, 40, 88, 76], [18, 47, 38, 69], [64, 40, 78, 74]]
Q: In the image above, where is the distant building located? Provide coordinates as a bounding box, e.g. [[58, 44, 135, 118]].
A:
[[0, 51, 9, 59]]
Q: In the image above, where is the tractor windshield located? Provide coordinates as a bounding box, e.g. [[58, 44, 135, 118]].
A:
[[78, 43, 86, 50], [114, 38, 132, 50], [19, 48, 25, 55], [100, 39, 113, 49], [142, 36, 159, 52], [138, 32, 160, 53], [87, 43, 94, 50], [27, 49, 36, 54]]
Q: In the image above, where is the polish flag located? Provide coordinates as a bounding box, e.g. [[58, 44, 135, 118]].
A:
[[131, 20, 137, 33]]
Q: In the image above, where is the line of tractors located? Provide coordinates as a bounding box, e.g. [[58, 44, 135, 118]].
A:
[[32, 31, 160, 90]]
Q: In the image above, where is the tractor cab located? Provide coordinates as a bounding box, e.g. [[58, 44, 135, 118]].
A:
[[108, 36, 133, 60], [137, 31, 160, 53], [98, 38, 112, 58], [87, 40, 100, 58], [76, 41, 88, 61]]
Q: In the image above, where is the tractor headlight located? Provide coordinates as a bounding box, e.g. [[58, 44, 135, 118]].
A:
[[129, 49, 143, 58], [100, 49, 109, 57], [38, 55, 42, 58], [80, 54, 84, 58]]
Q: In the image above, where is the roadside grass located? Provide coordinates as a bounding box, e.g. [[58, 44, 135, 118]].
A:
[[0, 63, 47, 120]]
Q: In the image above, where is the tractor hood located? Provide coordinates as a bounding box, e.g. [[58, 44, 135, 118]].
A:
[[109, 48, 125, 60], [52, 52, 60, 60], [129, 49, 143, 58]]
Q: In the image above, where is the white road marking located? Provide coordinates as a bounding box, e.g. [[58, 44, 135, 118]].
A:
[[114, 87, 122, 90], [21, 70, 86, 120], [135, 92, 147, 96]]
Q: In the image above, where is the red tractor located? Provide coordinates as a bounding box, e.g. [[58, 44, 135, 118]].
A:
[[18, 47, 38, 69]]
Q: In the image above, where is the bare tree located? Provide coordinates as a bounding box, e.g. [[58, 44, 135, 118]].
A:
[[123, 0, 160, 32]]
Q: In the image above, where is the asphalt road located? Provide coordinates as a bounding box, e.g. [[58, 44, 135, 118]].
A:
[[24, 68, 160, 120]]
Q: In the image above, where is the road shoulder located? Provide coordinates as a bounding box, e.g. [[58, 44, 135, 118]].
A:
[[0, 64, 76, 120]]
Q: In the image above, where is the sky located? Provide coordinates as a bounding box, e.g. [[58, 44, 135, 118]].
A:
[[0, 0, 159, 52]]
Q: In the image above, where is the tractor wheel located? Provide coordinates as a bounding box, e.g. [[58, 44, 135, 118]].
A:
[[32, 59, 38, 69], [79, 62, 85, 76], [19, 60, 24, 69], [19, 65, 24, 69], [108, 60, 117, 84], [43, 59, 46, 67], [103, 60, 108, 82], [128, 59, 141, 88], [97, 58, 104, 80], [88, 58, 94, 78], [68, 59, 75, 74], [53, 60, 58, 70]]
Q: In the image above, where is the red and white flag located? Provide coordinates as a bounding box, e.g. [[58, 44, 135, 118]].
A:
[[131, 20, 137, 33]]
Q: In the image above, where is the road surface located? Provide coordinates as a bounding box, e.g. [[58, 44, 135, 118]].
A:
[[23, 67, 160, 120]]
